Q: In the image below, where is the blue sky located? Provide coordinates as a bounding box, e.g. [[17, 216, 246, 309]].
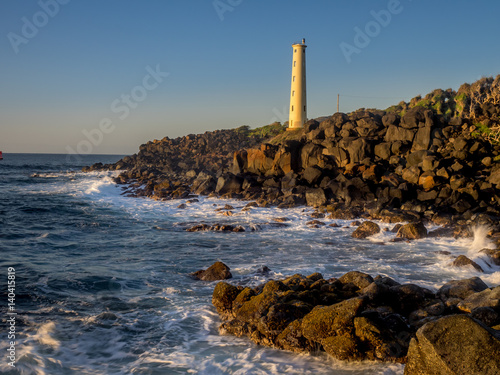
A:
[[1, 0, 499, 154]]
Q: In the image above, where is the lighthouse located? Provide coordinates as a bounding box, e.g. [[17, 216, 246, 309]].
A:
[[288, 38, 307, 130]]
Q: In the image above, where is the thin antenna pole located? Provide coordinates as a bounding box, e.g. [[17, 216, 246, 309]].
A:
[[337, 94, 340, 113]]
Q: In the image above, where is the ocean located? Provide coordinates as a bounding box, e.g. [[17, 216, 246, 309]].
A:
[[1, 153, 499, 375]]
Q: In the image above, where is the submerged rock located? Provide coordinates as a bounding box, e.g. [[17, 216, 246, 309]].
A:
[[451, 255, 484, 272], [186, 223, 245, 232], [351, 221, 381, 239]]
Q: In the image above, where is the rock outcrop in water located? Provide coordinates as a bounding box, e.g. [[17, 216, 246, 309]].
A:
[[351, 221, 380, 238], [212, 272, 500, 367], [84, 75, 500, 231], [192, 261, 232, 281]]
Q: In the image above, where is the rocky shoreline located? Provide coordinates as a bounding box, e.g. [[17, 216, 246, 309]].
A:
[[85, 76, 500, 233], [83, 75, 500, 372]]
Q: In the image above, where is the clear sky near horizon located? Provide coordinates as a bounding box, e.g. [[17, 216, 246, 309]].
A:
[[1, 0, 499, 155]]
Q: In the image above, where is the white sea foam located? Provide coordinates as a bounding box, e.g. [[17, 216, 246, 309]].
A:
[[33, 322, 60, 349], [470, 225, 495, 253], [72, 176, 500, 291]]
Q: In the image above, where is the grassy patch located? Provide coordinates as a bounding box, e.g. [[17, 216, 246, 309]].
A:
[[249, 122, 287, 138], [235, 122, 287, 139]]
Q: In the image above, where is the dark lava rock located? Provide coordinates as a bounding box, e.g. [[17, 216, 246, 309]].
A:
[[405, 315, 500, 375], [192, 261, 232, 281], [338, 271, 374, 290], [306, 220, 326, 226], [83, 77, 500, 233], [212, 281, 240, 319], [273, 217, 290, 223], [186, 223, 244, 232], [211, 268, 500, 365], [301, 297, 365, 343], [351, 221, 381, 239], [305, 188, 327, 207], [186, 224, 211, 232], [457, 286, 500, 313], [437, 277, 489, 300], [396, 222, 428, 240], [451, 255, 484, 272], [391, 224, 403, 233], [469, 307, 500, 327]]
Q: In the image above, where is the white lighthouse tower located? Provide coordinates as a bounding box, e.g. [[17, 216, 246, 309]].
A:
[[288, 38, 307, 130]]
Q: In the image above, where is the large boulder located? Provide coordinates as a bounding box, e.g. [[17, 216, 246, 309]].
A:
[[305, 188, 327, 207], [233, 290, 280, 326], [324, 145, 350, 167], [215, 175, 243, 194], [347, 138, 372, 164], [396, 222, 428, 240], [402, 166, 421, 185], [382, 112, 400, 127], [245, 146, 276, 174], [233, 150, 247, 174], [437, 277, 489, 300], [301, 297, 365, 343], [457, 286, 500, 313], [301, 143, 324, 169], [412, 126, 432, 151], [276, 319, 318, 353], [389, 283, 429, 315], [302, 166, 323, 185], [192, 261, 232, 281], [374, 142, 392, 160], [192, 172, 216, 195], [405, 315, 500, 375], [385, 125, 416, 143], [407, 150, 431, 167], [338, 271, 374, 289], [272, 141, 302, 175], [451, 255, 484, 272], [487, 167, 500, 186], [212, 282, 240, 319], [353, 316, 406, 361], [401, 107, 433, 129], [351, 221, 381, 239]]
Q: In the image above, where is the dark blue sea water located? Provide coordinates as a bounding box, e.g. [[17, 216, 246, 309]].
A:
[[1, 154, 498, 375]]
